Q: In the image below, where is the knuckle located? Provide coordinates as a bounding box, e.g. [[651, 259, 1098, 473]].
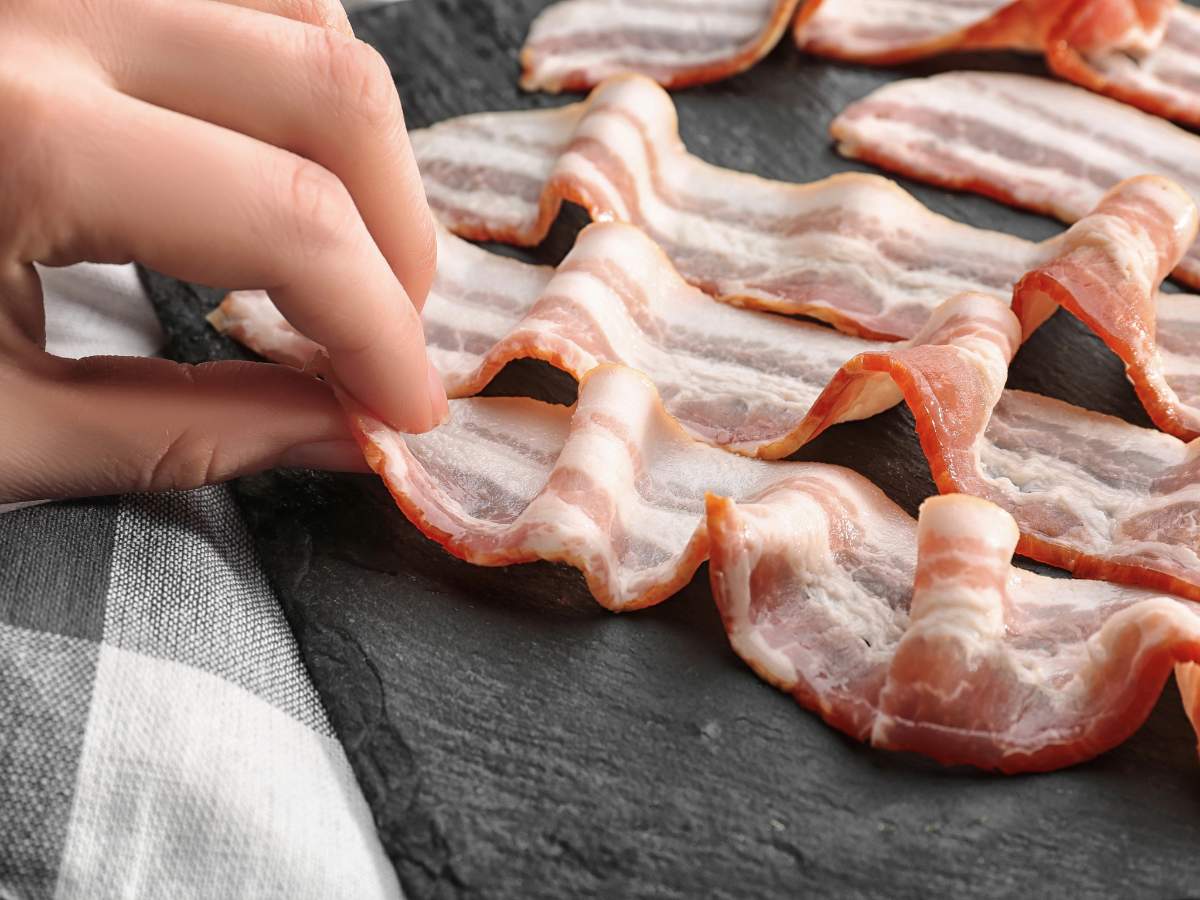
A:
[[287, 0, 348, 31], [412, 213, 438, 287], [145, 428, 222, 493], [311, 31, 400, 130], [0, 79, 56, 174], [0, 79, 62, 247], [279, 158, 357, 257]]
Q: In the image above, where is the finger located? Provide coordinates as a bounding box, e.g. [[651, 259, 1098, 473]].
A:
[[0, 263, 46, 352], [93, 0, 437, 310], [211, 0, 354, 35], [21, 83, 447, 432], [0, 354, 369, 503]]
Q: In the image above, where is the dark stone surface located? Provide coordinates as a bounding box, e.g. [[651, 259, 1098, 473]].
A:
[[140, 3, 1200, 896]]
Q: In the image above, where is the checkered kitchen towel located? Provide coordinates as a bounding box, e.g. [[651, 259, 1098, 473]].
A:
[[0, 264, 400, 899]]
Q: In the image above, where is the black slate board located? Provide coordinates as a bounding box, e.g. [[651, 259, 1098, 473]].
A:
[[141, 3, 1200, 896]]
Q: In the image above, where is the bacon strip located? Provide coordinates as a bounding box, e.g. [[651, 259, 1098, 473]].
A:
[[346, 363, 918, 611], [1044, 3, 1200, 128], [212, 223, 1018, 458], [519, 0, 1198, 128], [707, 490, 1200, 772], [833, 72, 1200, 287], [795, 0, 1055, 61], [834, 75, 1200, 436], [799, 0, 1199, 127], [413, 79, 1200, 434], [819, 319, 1200, 602], [212, 213, 1200, 602], [1013, 176, 1200, 439], [359, 360, 1200, 770], [415, 74, 1086, 341], [520, 0, 801, 93], [793, 0, 1175, 65]]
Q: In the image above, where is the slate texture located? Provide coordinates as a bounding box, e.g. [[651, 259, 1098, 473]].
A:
[[141, 2, 1200, 896]]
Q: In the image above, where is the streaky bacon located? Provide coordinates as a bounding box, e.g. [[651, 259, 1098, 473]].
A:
[[212, 211, 1200, 602], [413, 79, 1200, 435], [801, 1, 1200, 128], [816, 309, 1200, 602], [1013, 176, 1200, 439], [213, 222, 1019, 458], [832, 71, 1200, 288], [834, 77, 1200, 438], [796, 0, 1064, 61], [520, 0, 801, 93], [793, 0, 1174, 66], [707, 489, 1200, 772], [413, 74, 1154, 341], [1044, 2, 1200, 127], [518, 0, 1198, 129], [345, 363, 915, 612]]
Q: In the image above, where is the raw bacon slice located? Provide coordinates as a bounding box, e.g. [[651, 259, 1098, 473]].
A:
[[518, 0, 1194, 128], [819, 323, 1200, 603], [966, 390, 1200, 600], [212, 223, 1019, 458], [212, 214, 1200, 602], [414, 75, 1066, 341], [520, 0, 801, 93], [707, 490, 1200, 772], [832, 71, 1200, 288], [1043, 3, 1200, 128], [1012, 175, 1200, 439], [796, 0, 1196, 126], [801, 0, 1195, 128], [414, 78, 1200, 434], [793, 0, 1174, 66], [347, 363, 911, 611], [833, 78, 1200, 437], [794, 0, 1052, 62], [211, 227, 555, 386]]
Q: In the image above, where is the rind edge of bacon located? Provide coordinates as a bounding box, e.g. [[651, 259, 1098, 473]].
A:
[[707, 488, 1200, 772]]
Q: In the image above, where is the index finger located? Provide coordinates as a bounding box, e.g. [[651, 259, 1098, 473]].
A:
[[25, 83, 446, 431], [99, 0, 439, 309]]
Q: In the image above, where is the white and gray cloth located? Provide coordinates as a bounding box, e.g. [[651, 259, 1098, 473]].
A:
[[0, 264, 401, 899]]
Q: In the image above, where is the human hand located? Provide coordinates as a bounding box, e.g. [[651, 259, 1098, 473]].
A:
[[0, 0, 447, 503]]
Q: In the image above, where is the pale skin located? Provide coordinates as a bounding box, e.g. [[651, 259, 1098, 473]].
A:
[[0, 0, 448, 503]]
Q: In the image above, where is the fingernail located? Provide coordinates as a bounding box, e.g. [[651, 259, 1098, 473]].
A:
[[426, 360, 450, 427], [279, 440, 370, 473]]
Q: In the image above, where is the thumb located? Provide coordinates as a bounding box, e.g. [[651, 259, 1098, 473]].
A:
[[1, 353, 368, 503]]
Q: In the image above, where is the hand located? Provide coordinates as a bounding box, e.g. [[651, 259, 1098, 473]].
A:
[[0, 0, 447, 503]]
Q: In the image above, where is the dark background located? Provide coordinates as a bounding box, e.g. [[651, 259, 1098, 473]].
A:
[[142, 2, 1200, 896]]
